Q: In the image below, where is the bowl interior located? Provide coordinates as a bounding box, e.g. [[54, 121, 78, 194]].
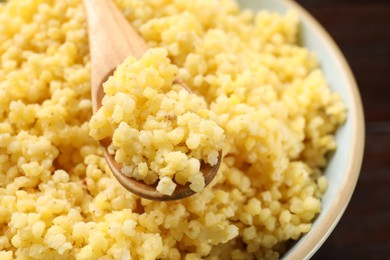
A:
[[238, 0, 364, 259]]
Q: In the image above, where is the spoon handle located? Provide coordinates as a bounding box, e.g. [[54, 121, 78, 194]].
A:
[[83, 0, 148, 112]]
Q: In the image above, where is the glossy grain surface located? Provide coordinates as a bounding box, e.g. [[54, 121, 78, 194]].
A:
[[84, 0, 222, 201]]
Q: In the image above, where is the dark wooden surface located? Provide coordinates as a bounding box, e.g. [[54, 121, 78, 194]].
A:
[[295, 0, 390, 258]]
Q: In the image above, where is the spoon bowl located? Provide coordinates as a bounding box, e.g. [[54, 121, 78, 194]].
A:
[[83, 0, 222, 201]]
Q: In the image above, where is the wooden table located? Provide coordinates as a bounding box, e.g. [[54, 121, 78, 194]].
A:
[[295, 0, 390, 258]]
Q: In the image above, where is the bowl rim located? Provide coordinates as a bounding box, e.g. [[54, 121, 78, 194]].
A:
[[274, 0, 365, 259]]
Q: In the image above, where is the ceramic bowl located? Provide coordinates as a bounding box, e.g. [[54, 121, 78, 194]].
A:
[[238, 0, 365, 258]]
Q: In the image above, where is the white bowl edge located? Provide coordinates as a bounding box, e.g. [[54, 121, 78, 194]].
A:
[[237, 0, 365, 259]]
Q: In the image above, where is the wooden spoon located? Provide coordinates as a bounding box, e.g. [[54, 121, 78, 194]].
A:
[[83, 0, 222, 201]]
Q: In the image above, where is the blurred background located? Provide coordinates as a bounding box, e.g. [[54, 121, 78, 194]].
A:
[[296, 0, 390, 258]]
